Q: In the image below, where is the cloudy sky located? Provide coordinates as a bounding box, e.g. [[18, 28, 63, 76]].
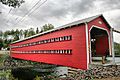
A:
[[0, 0, 120, 43]]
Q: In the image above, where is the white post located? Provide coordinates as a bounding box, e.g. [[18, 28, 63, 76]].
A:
[[111, 28, 115, 64], [85, 23, 89, 69]]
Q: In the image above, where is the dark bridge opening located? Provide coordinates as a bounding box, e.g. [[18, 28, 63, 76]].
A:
[[90, 27, 109, 64]]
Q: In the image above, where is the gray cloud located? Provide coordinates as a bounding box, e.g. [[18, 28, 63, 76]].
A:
[[105, 11, 120, 30], [0, 0, 120, 43], [30, 0, 95, 22], [0, 0, 120, 32], [104, 0, 120, 8]]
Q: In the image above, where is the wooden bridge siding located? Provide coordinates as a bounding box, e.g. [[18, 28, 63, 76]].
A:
[[95, 36, 109, 55], [87, 16, 112, 64], [11, 24, 88, 69]]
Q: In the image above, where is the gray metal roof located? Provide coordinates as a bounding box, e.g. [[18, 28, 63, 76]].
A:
[[12, 14, 109, 44]]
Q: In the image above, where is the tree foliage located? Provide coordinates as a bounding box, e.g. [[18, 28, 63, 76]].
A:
[[36, 27, 39, 34], [0, 24, 54, 49], [13, 29, 19, 41], [0, 31, 3, 38], [0, 0, 25, 8], [24, 30, 28, 38], [3, 30, 11, 39], [27, 28, 35, 37], [114, 42, 120, 55], [41, 24, 54, 32], [0, 38, 3, 49]]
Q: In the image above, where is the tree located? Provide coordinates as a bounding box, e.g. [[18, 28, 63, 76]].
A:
[[13, 29, 20, 41], [0, 0, 25, 8], [0, 30, 3, 39], [10, 29, 15, 40], [41, 24, 54, 32], [114, 42, 120, 56], [36, 27, 39, 34], [27, 28, 35, 37], [10, 29, 15, 35], [3, 30, 11, 40], [24, 30, 28, 38], [0, 38, 3, 50]]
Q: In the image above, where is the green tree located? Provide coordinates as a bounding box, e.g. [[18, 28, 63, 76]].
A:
[[13, 29, 20, 41], [3, 30, 11, 39], [114, 42, 120, 55], [0, 38, 3, 50], [0, 30, 14, 48], [0, 0, 25, 8], [24, 30, 28, 38], [41, 24, 54, 32], [36, 27, 39, 34], [3, 39, 12, 49], [28, 28, 35, 37], [10, 29, 15, 40], [0, 30, 3, 39], [3, 39, 8, 48], [10, 29, 15, 35]]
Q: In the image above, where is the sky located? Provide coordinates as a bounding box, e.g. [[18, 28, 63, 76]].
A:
[[0, 0, 120, 43]]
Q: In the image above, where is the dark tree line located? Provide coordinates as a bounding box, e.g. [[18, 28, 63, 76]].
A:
[[114, 42, 120, 56], [0, 0, 25, 8], [0, 24, 54, 50]]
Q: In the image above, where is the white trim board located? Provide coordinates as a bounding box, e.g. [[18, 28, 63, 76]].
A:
[[89, 25, 111, 64], [85, 23, 89, 69]]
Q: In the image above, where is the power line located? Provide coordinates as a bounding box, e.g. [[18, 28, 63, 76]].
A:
[[6, 8, 13, 23], [15, 0, 47, 26], [22, 0, 47, 21], [113, 28, 120, 34], [5, 0, 34, 27], [15, 0, 42, 24], [25, 0, 47, 28], [9, 0, 35, 22], [8, 8, 12, 14]]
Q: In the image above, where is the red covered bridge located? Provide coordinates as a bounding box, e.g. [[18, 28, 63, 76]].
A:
[[10, 14, 115, 70]]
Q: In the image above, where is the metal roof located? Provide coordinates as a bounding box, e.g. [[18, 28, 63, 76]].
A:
[[12, 14, 110, 44]]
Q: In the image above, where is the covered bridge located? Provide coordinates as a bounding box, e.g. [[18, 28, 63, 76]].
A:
[[10, 14, 114, 70]]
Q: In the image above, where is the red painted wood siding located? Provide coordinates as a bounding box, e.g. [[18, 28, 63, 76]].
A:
[[11, 24, 87, 70], [88, 16, 112, 63], [96, 35, 109, 55], [88, 17, 110, 31]]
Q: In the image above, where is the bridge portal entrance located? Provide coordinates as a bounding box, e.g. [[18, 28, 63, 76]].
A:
[[90, 27, 110, 64]]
